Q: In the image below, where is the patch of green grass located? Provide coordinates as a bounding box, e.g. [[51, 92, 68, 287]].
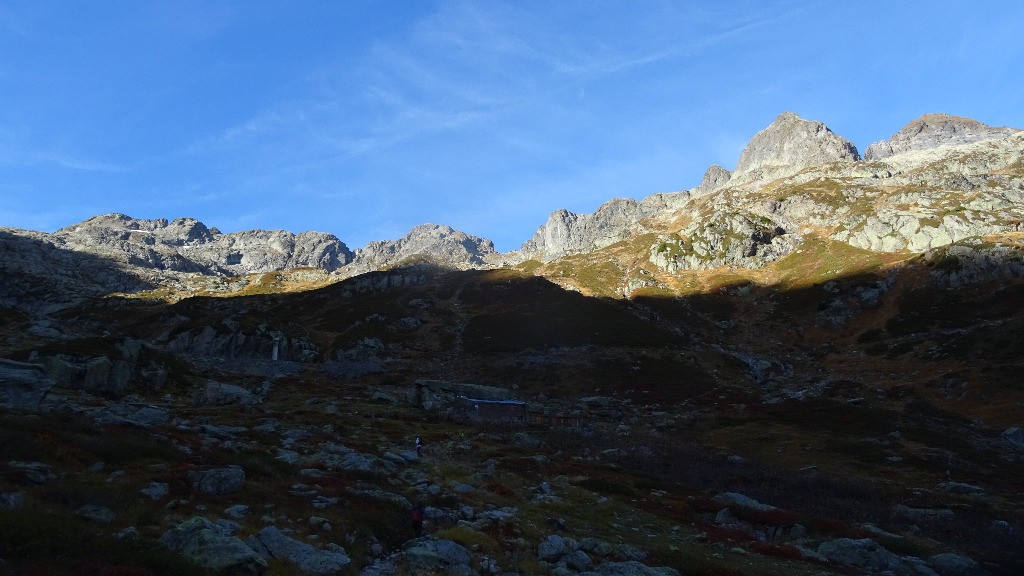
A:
[[516, 259, 542, 274], [768, 238, 890, 290]]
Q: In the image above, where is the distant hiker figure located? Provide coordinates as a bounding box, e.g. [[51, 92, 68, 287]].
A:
[[411, 503, 425, 537], [415, 436, 422, 458]]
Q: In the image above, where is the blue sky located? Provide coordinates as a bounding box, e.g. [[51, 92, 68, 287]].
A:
[[2, 1, 1022, 252]]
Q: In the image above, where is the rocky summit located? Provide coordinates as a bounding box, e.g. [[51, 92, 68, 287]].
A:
[[2, 112, 1023, 576], [733, 111, 860, 177], [865, 113, 1020, 160]]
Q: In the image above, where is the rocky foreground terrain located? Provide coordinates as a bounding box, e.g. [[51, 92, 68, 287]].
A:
[[2, 112, 1024, 575]]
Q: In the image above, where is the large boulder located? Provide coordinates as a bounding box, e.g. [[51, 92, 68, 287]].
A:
[[160, 516, 267, 575], [195, 381, 261, 406], [818, 538, 937, 576], [537, 534, 571, 562], [188, 465, 246, 496], [93, 404, 170, 428], [7, 461, 58, 484], [403, 538, 476, 576], [1002, 427, 1024, 450], [929, 552, 988, 576], [246, 526, 350, 575], [0, 359, 54, 409], [712, 492, 776, 512]]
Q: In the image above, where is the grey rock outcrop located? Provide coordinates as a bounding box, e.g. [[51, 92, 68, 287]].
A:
[[184, 229, 351, 274], [160, 516, 267, 575], [929, 552, 988, 576], [650, 212, 798, 271], [140, 482, 170, 500], [0, 359, 54, 409], [55, 214, 353, 275], [93, 404, 170, 428], [1, 491, 26, 509], [195, 381, 261, 406], [712, 492, 777, 512], [1, 214, 353, 311], [537, 534, 572, 562], [75, 504, 116, 523], [519, 192, 690, 263], [693, 164, 732, 196], [925, 244, 1024, 288], [0, 227, 155, 313], [865, 113, 1019, 160], [8, 461, 58, 484], [403, 538, 476, 576], [650, 130, 1024, 272], [734, 112, 860, 176], [1003, 427, 1024, 450], [245, 526, 350, 574], [352, 224, 498, 272], [188, 465, 246, 496], [817, 538, 937, 576]]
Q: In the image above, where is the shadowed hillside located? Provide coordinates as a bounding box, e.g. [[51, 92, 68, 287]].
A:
[[3, 112, 1023, 575], [3, 245, 1023, 574]]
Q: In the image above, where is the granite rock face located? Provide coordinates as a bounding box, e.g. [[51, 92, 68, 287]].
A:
[[188, 465, 246, 496], [649, 129, 1024, 273], [3, 111, 1022, 310], [518, 191, 693, 263], [519, 199, 646, 263], [55, 213, 353, 275], [160, 517, 268, 575], [0, 359, 55, 410], [351, 223, 499, 272], [865, 113, 1019, 160], [246, 526, 350, 574], [693, 164, 732, 196], [0, 227, 156, 313], [734, 112, 860, 176], [519, 112, 860, 264]]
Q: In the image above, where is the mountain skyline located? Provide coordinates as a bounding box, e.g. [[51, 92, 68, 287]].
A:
[[2, 1, 1023, 251]]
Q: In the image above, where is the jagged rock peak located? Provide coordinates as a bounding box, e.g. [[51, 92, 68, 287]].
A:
[[734, 112, 860, 175], [694, 164, 732, 196], [864, 113, 1020, 160], [57, 213, 215, 245], [50, 213, 352, 274], [519, 198, 651, 263], [207, 228, 352, 272], [352, 223, 497, 271]]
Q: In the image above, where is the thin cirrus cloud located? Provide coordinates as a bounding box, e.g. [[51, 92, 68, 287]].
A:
[[3, 0, 1023, 252], [0, 131, 128, 173]]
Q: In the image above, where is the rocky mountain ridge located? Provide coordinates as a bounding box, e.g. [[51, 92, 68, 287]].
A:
[[3, 111, 1024, 575], [864, 113, 1019, 160], [2, 112, 1020, 310]]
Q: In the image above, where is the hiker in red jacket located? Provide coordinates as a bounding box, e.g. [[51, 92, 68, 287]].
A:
[[411, 503, 425, 537]]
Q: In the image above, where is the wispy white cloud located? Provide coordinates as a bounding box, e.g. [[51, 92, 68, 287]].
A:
[[44, 153, 129, 173], [0, 128, 129, 172], [180, 0, 794, 170]]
